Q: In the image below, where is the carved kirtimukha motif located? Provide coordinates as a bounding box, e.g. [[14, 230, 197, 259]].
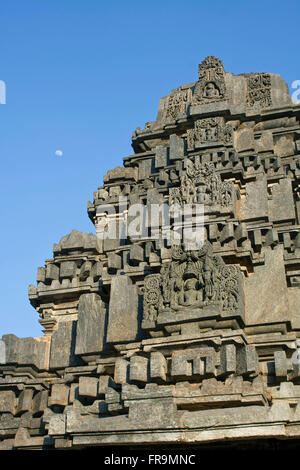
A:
[[169, 160, 235, 207], [187, 117, 233, 148], [247, 73, 272, 107], [143, 242, 243, 321], [193, 56, 227, 104]]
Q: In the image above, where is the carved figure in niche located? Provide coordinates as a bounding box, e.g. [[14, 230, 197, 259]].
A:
[[203, 255, 215, 300], [223, 292, 236, 310], [169, 160, 235, 208], [170, 266, 183, 309], [143, 241, 243, 322], [169, 187, 182, 206], [221, 182, 233, 207], [204, 82, 220, 98], [224, 124, 234, 144], [197, 185, 210, 204], [193, 56, 226, 104], [147, 304, 157, 321], [209, 173, 220, 204], [187, 117, 233, 148], [178, 278, 203, 306], [181, 175, 197, 204]]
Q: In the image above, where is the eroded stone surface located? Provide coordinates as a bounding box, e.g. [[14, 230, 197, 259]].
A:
[[2, 56, 300, 449]]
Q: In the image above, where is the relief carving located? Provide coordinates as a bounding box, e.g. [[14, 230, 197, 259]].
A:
[[166, 88, 193, 120], [169, 160, 235, 208], [247, 73, 272, 107], [193, 56, 226, 104], [187, 117, 233, 149], [143, 242, 244, 321]]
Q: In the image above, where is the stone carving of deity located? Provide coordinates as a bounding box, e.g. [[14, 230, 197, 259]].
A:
[[197, 185, 210, 204], [178, 278, 202, 306], [204, 82, 220, 98]]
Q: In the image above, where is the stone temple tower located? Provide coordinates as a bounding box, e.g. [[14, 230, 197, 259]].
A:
[[1, 56, 300, 450]]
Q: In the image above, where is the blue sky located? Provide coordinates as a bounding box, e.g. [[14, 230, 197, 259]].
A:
[[0, 0, 299, 338]]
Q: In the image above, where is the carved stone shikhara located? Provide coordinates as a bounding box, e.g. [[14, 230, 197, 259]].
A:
[[1, 56, 300, 450]]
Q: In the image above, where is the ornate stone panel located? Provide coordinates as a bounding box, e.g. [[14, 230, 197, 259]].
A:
[[166, 88, 193, 120], [142, 241, 245, 330], [193, 56, 227, 104], [187, 117, 234, 148], [247, 73, 272, 108], [169, 160, 235, 211]]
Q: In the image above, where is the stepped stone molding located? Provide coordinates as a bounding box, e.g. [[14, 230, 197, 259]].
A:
[[1, 56, 300, 450]]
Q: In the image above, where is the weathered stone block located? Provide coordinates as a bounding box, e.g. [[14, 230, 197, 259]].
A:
[[220, 223, 234, 243], [208, 223, 218, 241], [274, 134, 295, 157], [234, 125, 255, 153], [79, 261, 92, 281], [0, 339, 6, 364], [269, 178, 296, 223], [114, 358, 129, 384], [75, 293, 106, 357], [274, 350, 288, 379], [171, 348, 215, 379], [36, 267, 46, 283], [130, 356, 149, 384], [129, 244, 144, 263], [98, 376, 116, 396], [129, 398, 178, 428], [60, 261, 77, 279], [106, 275, 139, 343], [56, 230, 100, 254], [234, 223, 247, 242], [219, 344, 236, 375], [50, 321, 80, 369], [169, 134, 184, 160], [16, 389, 34, 415], [1, 335, 48, 370], [46, 264, 59, 281], [245, 246, 290, 326], [236, 345, 258, 376], [0, 391, 16, 414], [107, 253, 122, 270], [78, 377, 98, 398], [255, 131, 274, 153], [288, 288, 300, 329], [32, 390, 49, 415], [48, 414, 66, 435], [265, 229, 278, 246], [239, 177, 268, 221], [150, 352, 167, 382], [155, 145, 168, 168], [91, 261, 103, 280], [49, 384, 69, 407], [138, 159, 152, 180], [68, 383, 79, 404]]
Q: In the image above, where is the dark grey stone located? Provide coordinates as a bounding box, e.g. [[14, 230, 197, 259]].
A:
[[75, 293, 106, 357]]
